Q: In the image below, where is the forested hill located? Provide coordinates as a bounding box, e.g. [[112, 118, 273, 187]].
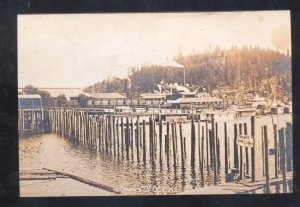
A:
[[84, 47, 291, 95]]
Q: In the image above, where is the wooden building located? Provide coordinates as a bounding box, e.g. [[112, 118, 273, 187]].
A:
[[18, 94, 42, 109], [179, 97, 223, 109]]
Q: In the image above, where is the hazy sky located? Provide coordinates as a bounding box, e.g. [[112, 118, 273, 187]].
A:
[[18, 11, 291, 88]]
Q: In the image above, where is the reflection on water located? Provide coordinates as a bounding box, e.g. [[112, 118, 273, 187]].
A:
[[19, 133, 222, 195]]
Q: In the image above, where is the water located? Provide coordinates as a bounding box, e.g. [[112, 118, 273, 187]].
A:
[[19, 113, 293, 195], [19, 132, 222, 195]]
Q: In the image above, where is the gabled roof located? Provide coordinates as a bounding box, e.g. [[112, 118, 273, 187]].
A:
[[88, 93, 127, 99], [18, 94, 41, 99], [180, 97, 223, 104]]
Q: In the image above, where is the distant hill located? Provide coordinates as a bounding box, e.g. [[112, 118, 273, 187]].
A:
[[84, 47, 291, 97]]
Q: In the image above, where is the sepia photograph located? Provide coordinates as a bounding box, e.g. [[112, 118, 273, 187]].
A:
[[17, 11, 292, 196]]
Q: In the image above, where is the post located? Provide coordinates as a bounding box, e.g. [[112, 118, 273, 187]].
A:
[[224, 122, 229, 181], [166, 121, 170, 166], [251, 116, 255, 182], [274, 124, 278, 178], [136, 117, 140, 163], [130, 118, 134, 160], [285, 123, 293, 172], [263, 125, 270, 193], [201, 126, 204, 171], [143, 120, 146, 163], [121, 117, 124, 158], [125, 117, 130, 160], [206, 121, 209, 169], [191, 119, 196, 166], [172, 123, 177, 168], [116, 118, 119, 157], [234, 123, 238, 169], [179, 123, 184, 167], [279, 127, 287, 193], [159, 119, 163, 165], [149, 117, 153, 161]]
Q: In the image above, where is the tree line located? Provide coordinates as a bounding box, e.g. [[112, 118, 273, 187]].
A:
[[84, 46, 291, 100]]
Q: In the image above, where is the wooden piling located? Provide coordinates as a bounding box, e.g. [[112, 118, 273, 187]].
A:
[[136, 117, 140, 163], [191, 119, 196, 166], [159, 119, 163, 165], [125, 117, 130, 160], [263, 125, 270, 193], [171, 123, 177, 168], [224, 122, 229, 181], [121, 118, 124, 158], [142, 120, 146, 163], [274, 124, 278, 179], [279, 127, 287, 193], [198, 121, 201, 168], [251, 116, 255, 182], [130, 118, 134, 160], [116, 118, 119, 157], [206, 121, 209, 169], [179, 123, 184, 167]]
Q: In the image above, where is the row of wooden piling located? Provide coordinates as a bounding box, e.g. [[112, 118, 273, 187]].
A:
[[48, 109, 221, 179]]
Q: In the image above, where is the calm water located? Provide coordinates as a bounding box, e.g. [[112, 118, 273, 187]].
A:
[[19, 132, 223, 195]]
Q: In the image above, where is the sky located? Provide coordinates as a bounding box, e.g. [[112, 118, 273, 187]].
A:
[[18, 11, 291, 88]]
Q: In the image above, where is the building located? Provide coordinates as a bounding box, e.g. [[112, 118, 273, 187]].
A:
[[179, 97, 223, 109], [140, 93, 168, 106], [18, 94, 42, 108], [87, 93, 128, 106]]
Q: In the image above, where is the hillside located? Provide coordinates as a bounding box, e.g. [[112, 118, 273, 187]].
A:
[[84, 46, 291, 100]]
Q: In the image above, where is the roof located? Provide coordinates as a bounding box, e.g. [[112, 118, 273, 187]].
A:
[[88, 93, 127, 99], [18, 88, 89, 100], [18, 94, 41, 99], [180, 97, 223, 104], [140, 93, 167, 99]]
